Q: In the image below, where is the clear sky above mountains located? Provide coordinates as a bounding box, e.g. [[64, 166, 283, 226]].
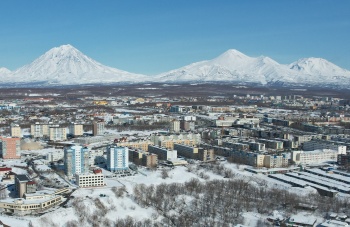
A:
[[0, 0, 349, 75]]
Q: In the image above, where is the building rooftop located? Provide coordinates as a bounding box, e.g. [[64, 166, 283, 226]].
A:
[[15, 174, 30, 182]]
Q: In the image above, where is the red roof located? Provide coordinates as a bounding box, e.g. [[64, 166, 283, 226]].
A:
[[27, 181, 36, 185], [0, 167, 12, 172], [93, 169, 102, 174]]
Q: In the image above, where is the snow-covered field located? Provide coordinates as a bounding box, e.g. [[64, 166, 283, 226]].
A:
[[0, 161, 331, 227]]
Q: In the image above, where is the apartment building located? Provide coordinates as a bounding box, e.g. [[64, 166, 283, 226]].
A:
[[30, 123, 50, 138], [49, 126, 67, 141], [0, 137, 20, 159], [116, 141, 154, 151], [64, 145, 89, 178], [76, 169, 105, 188], [303, 140, 347, 153], [258, 139, 284, 150], [292, 149, 345, 165], [129, 149, 158, 168], [150, 133, 201, 150], [169, 120, 180, 133], [264, 155, 289, 168], [148, 145, 177, 161], [10, 124, 21, 138], [174, 143, 199, 159], [338, 153, 350, 166], [93, 121, 105, 136], [15, 174, 36, 198], [68, 123, 84, 137], [106, 145, 129, 172]]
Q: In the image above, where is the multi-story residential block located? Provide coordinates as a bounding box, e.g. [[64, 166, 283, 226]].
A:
[[49, 126, 67, 141], [169, 120, 180, 133], [93, 121, 105, 136], [338, 153, 350, 166], [292, 149, 346, 165], [15, 174, 36, 198], [75, 169, 105, 188], [148, 145, 177, 161], [174, 143, 199, 159], [142, 153, 158, 168], [258, 139, 284, 150], [106, 145, 129, 172], [64, 145, 89, 178], [198, 148, 215, 162], [230, 151, 266, 167], [263, 154, 289, 168], [128, 149, 158, 168], [10, 124, 21, 138], [116, 141, 154, 151], [30, 122, 50, 138], [0, 137, 20, 159], [303, 140, 347, 153], [150, 133, 201, 149], [180, 120, 195, 131], [68, 123, 84, 137]]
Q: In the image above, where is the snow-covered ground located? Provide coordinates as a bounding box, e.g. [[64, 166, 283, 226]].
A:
[[0, 161, 332, 227]]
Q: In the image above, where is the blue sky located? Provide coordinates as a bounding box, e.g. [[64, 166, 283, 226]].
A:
[[0, 1, 349, 75]]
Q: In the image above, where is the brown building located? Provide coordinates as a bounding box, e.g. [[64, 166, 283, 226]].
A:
[[129, 149, 158, 168]]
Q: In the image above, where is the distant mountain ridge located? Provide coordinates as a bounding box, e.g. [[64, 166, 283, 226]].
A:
[[1, 45, 350, 87], [156, 49, 350, 87]]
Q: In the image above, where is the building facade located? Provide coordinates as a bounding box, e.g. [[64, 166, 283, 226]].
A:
[[64, 145, 89, 178], [169, 120, 180, 133], [148, 145, 177, 161], [292, 149, 346, 165], [10, 124, 21, 138], [49, 126, 67, 141], [106, 146, 129, 172], [0, 137, 20, 159], [93, 121, 105, 136], [75, 170, 105, 188], [69, 123, 84, 137], [30, 123, 50, 138], [15, 175, 36, 198]]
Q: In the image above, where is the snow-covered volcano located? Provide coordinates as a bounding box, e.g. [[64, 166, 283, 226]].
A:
[[1, 45, 350, 87], [156, 49, 350, 86], [0, 44, 147, 85]]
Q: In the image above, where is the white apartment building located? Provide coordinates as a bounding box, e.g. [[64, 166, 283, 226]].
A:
[[31, 123, 50, 138], [106, 146, 129, 172], [75, 171, 105, 188], [169, 120, 180, 133], [10, 124, 21, 138], [292, 149, 346, 165], [264, 155, 289, 168], [49, 126, 67, 141]]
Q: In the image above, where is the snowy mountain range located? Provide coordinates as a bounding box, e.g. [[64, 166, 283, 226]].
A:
[[157, 49, 350, 86], [1, 44, 350, 87]]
